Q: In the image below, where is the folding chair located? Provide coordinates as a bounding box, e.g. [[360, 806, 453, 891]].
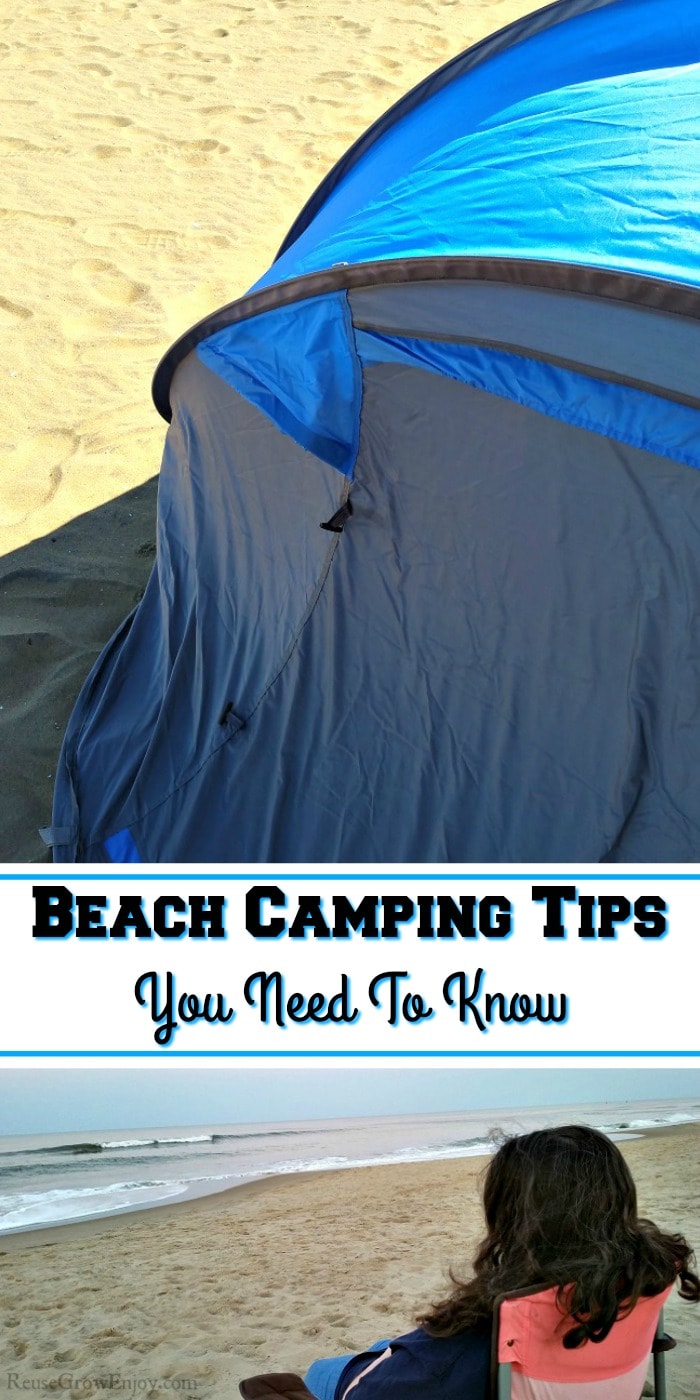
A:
[[493, 1283, 676, 1399]]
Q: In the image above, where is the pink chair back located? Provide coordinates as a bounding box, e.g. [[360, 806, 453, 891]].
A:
[[494, 1283, 673, 1399]]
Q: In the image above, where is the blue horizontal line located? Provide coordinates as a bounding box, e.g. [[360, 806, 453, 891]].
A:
[[0, 1050, 696, 1058], [5, 873, 700, 882]]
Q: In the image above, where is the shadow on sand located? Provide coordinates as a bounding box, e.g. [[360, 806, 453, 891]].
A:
[[0, 477, 159, 862]]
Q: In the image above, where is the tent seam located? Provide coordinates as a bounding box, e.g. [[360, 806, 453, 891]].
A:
[[91, 500, 352, 845], [361, 346, 700, 473]]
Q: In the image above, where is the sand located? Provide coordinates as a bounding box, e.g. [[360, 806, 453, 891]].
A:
[[0, 1125, 698, 1397], [0, 0, 542, 862]]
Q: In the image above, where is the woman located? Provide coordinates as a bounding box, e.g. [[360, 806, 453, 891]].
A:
[[305, 1125, 700, 1400]]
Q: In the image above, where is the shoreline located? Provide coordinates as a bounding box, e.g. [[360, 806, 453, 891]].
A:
[[0, 1165, 335, 1252], [1, 1119, 696, 1253]]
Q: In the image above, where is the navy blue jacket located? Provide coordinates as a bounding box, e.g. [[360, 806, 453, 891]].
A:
[[334, 1326, 491, 1400]]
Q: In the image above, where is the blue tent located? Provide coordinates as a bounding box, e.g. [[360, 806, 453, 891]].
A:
[[52, 0, 700, 862]]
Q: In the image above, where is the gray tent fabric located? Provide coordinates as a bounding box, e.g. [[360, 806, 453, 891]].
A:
[[348, 283, 700, 409], [53, 347, 700, 862], [53, 355, 346, 859]]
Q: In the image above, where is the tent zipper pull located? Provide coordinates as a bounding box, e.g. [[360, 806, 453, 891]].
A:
[[218, 702, 245, 731], [320, 499, 353, 533]]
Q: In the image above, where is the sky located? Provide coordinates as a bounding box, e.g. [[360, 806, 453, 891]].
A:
[[0, 1065, 698, 1137]]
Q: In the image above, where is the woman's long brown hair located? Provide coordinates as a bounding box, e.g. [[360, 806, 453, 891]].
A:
[[419, 1125, 700, 1347]]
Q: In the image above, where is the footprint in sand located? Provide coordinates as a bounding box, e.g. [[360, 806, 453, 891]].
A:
[[80, 112, 132, 129], [82, 44, 122, 58], [90, 1338, 131, 1357], [0, 431, 78, 528], [338, 18, 371, 35], [161, 1364, 216, 1382], [197, 103, 239, 118], [101, 223, 185, 254], [0, 296, 32, 322], [188, 46, 232, 64], [318, 70, 355, 87], [166, 71, 216, 85], [377, 53, 403, 72], [178, 137, 229, 154], [271, 102, 302, 119], [92, 144, 127, 159], [0, 136, 46, 155], [72, 257, 148, 306], [364, 73, 394, 90], [250, 146, 277, 170], [0, 207, 76, 228]]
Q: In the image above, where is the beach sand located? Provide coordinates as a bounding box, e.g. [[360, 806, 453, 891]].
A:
[[0, 1125, 698, 1397], [0, 0, 540, 861]]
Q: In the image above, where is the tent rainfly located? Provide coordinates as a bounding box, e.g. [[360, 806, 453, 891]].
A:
[[50, 0, 700, 863]]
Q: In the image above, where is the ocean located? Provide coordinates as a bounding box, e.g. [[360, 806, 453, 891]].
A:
[[1, 1097, 698, 1236]]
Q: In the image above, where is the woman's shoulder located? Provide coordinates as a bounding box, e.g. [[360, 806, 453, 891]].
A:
[[335, 1324, 491, 1400], [391, 1322, 491, 1373]]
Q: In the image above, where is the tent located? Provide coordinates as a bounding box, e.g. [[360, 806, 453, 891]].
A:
[[51, 0, 700, 863]]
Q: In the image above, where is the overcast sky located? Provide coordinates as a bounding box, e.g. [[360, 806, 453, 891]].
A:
[[0, 1066, 698, 1137]]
